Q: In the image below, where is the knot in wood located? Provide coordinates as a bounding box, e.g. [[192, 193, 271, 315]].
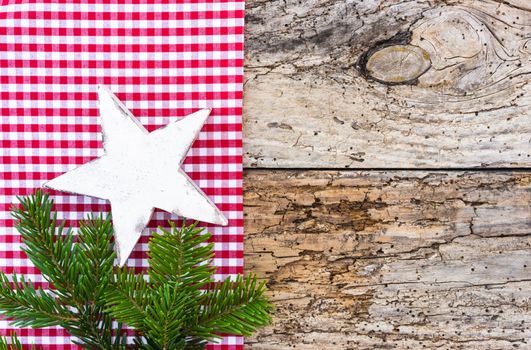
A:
[[364, 44, 431, 85]]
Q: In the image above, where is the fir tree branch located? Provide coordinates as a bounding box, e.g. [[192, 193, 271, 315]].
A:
[[70, 305, 127, 350], [104, 268, 149, 329], [11, 191, 80, 305], [0, 272, 76, 328], [76, 215, 116, 303], [4, 192, 273, 349], [193, 274, 273, 340], [68, 215, 126, 350], [142, 284, 197, 349], [7, 191, 128, 349], [148, 222, 214, 287]]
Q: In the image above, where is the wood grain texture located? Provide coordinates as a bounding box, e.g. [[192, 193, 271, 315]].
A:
[[244, 170, 531, 349], [243, 0, 531, 168]]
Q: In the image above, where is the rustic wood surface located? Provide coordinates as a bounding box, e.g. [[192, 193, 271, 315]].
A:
[[244, 170, 531, 349], [242, 0, 531, 348], [243, 0, 531, 168]]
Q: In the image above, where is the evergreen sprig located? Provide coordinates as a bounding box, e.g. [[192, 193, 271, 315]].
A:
[[105, 221, 273, 348], [3, 191, 127, 349], [0, 190, 272, 349]]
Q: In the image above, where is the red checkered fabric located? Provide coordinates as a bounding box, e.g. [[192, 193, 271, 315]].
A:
[[0, 0, 244, 348]]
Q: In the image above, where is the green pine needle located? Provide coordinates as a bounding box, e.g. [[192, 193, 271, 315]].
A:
[[104, 268, 149, 329], [147, 221, 215, 286], [4, 190, 128, 348], [197, 274, 273, 338], [0, 332, 40, 350], [105, 222, 273, 347], [0, 272, 75, 328], [1, 190, 272, 349], [11, 191, 79, 305]]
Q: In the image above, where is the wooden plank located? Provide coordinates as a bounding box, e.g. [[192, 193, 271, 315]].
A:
[[244, 170, 531, 349], [243, 0, 531, 168]]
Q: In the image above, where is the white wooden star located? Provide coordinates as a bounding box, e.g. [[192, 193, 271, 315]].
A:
[[44, 85, 228, 266]]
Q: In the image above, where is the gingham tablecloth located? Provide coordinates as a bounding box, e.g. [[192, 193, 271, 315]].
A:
[[0, 1, 244, 348]]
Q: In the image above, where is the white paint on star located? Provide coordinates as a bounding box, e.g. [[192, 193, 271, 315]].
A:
[[44, 85, 228, 266]]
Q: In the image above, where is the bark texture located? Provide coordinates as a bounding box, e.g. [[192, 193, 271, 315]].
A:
[[244, 170, 531, 349], [243, 0, 531, 168]]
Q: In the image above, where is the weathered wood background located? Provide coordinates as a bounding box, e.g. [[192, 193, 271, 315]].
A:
[[244, 0, 530, 168], [242, 0, 531, 349]]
